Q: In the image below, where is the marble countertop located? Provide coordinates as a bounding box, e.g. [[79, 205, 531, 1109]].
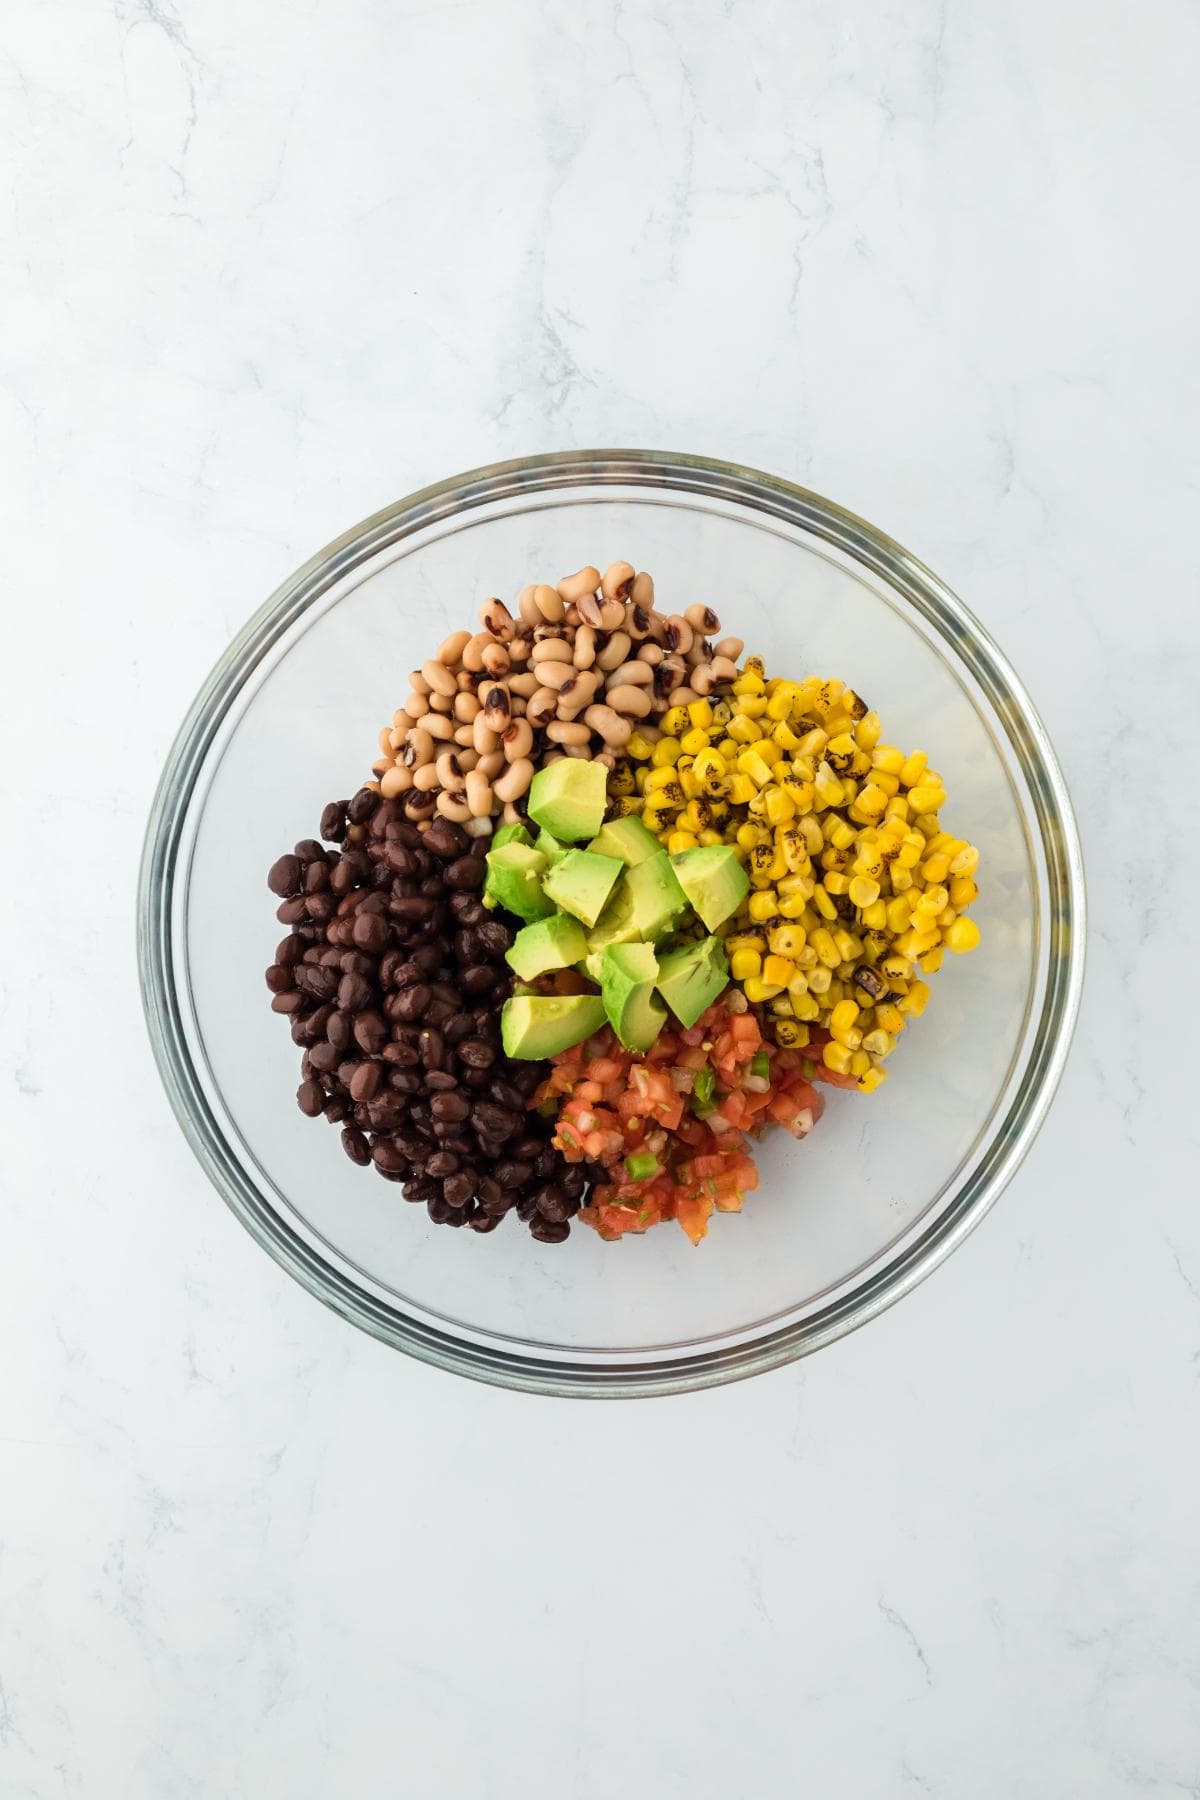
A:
[[5, 1, 1198, 1794]]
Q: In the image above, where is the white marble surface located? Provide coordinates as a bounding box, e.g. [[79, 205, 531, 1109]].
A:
[[4, 0, 1198, 1793]]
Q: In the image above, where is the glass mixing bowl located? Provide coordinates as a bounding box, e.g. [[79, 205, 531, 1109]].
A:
[[139, 451, 1085, 1397]]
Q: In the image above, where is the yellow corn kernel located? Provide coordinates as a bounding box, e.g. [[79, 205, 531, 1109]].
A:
[[771, 721, 802, 752], [765, 684, 795, 721], [885, 796, 911, 824], [710, 699, 732, 725], [770, 995, 794, 1018], [806, 965, 832, 995], [748, 889, 778, 923], [763, 954, 794, 988], [823, 870, 849, 897], [698, 829, 723, 847], [847, 1049, 870, 1076], [908, 784, 947, 816], [667, 830, 699, 855], [822, 1040, 853, 1074], [886, 895, 913, 934], [861, 1028, 894, 1058], [778, 891, 808, 919], [915, 884, 950, 918], [850, 783, 889, 821], [872, 770, 901, 796], [944, 916, 981, 954], [898, 978, 931, 1017], [821, 817, 853, 851], [651, 738, 682, 769], [660, 706, 689, 737], [791, 989, 821, 1021], [743, 976, 783, 1003], [733, 669, 765, 696], [874, 1002, 905, 1034], [899, 750, 928, 787], [811, 928, 839, 969], [687, 698, 714, 729], [949, 876, 978, 908], [833, 930, 862, 964], [872, 745, 905, 775], [679, 728, 710, 757], [737, 749, 774, 787], [857, 1067, 888, 1093], [921, 852, 951, 884], [919, 946, 944, 974], [768, 924, 807, 958], [726, 931, 766, 953], [730, 948, 762, 981], [950, 844, 980, 877], [774, 1018, 810, 1048], [855, 710, 882, 750], [861, 898, 888, 931], [811, 885, 837, 921], [735, 822, 762, 852], [848, 875, 880, 908], [830, 998, 859, 1034], [761, 788, 793, 827], [727, 773, 757, 805], [814, 764, 844, 808], [727, 714, 761, 745], [626, 731, 655, 761]]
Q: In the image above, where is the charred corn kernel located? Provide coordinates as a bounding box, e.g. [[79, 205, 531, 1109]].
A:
[[743, 976, 782, 1003], [731, 948, 762, 981], [726, 932, 766, 953], [861, 1028, 893, 1058], [610, 795, 640, 817], [687, 698, 714, 729], [651, 737, 681, 768], [949, 876, 978, 908], [857, 1066, 888, 1093], [823, 1040, 853, 1075], [645, 768, 677, 794], [642, 806, 673, 834], [763, 954, 794, 988], [627, 732, 654, 760], [919, 946, 944, 974], [607, 761, 635, 796], [771, 721, 802, 751], [908, 784, 947, 816], [944, 916, 981, 953], [748, 889, 778, 923], [850, 783, 889, 820], [768, 925, 807, 957], [667, 830, 699, 854], [727, 773, 757, 804], [660, 706, 689, 737], [921, 852, 951, 883], [899, 978, 931, 1016], [950, 844, 980, 876], [733, 668, 765, 696], [680, 728, 710, 756], [856, 710, 882, 750], [899, 750, 928, 787], [848, 875, 881, 908], [774, 1018, 809, 1048], [691, 748, 725, 783]]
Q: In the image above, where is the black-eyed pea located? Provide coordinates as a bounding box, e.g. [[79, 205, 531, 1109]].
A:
[[371, 757, 390, 777], [710, 655, 740, 683], [465, 770, 492, 817], [597, 598, 625, 631], [456, 746, 479, 772], [453, 723, 474, 748], [563, 604, 582, 629], [532, 660, 575, 692], [403, 728, 434, 767], [380, 764, 413, 798], [508, 634, 533, 663], [715, 637, 744, 662], [392, 707, 415, 731], [436, 748, 463, 787], [636, 641, 664, 666], [461, 634, 489, 672], [533, 583, 564, 622], [473, 713, 500, 755], [685, 603, 721, 635], [437, 789, 473, 823], [606, 683, 653, 719], [454, 690, 480, 723], [480, 684, 512, 731], [438, 629, 472, 665], [601, 560, 635, 602], [418, 711, 455, 740], [583, 704, 632, 747], [508, 671, 539, 698], [412, 762, 442, 792], [477, 749, 505, 777], [530, 635, 571, 665], [595, 630, 632, 672], [576, 593, 604, 630], [409, 668, 432, 696], [672, 687, 698, 706], [421, 659, 457, 698], [562, 743, 591, 758], [626, 603, 653, 640], [404, 690, 426, 718], [493, 758, 533, 803], [479, 598, 515, 639], [653, 658, 686, 702], [379, 726, 395, 754], [502, 717, 534, 760], [556, 566, 600, 603], [527, 687, 558, 728], [517, 584, 541, 626], [662, 615, 695, 655], [631, 571, 654, 608], [595, 750, 617, 770], [541, 749, 565, 765], [606, 661, 653, 688], [501, 801, 522, 824], [557, 671, 599, 713], [546, 720, 590, 746], [691, 663, 716, 696], [685, 638, 713, 667], [481, 642, 510, 676], [573, 625, 596, 668], [427, 693, 453, 714]]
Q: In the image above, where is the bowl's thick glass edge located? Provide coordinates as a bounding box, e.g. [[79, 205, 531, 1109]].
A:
[[137, 449, 1087, 1399]]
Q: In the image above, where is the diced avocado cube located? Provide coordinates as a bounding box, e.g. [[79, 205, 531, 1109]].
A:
[[542, 849, 622, 928], [600, 942, 667, 1053], [483, 843, 553, 921], [669, 845, 749, 931], [527, 760, 607, 842], [655, 935, 730, 1028], [505, 912, 589, 981], [584, 875, 639, 960], [534, 827, 569, 866], [492, 822, 534, 851], [500, 994, 607, 1059], [588, 815, 661, 867], [624, 852, 689, 943]]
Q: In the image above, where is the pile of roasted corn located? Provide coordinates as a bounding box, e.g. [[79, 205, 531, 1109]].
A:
[[607, 661, 981, 1090]]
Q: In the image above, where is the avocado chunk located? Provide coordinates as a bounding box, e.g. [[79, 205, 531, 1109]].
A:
[[483, 843, 553, 921], [655, 935, 730, 1028], [492, 821, 534, 851], [500, 993, 607, 1059], [584, 874, 639, 960], [534, 827, 569, 866], [588, 814, 661, 867], [600, 942, 667, 1052], [527, 760, 607, 842], [669, 845, 749, 931], [505, 912, 589, 981], [542, 848, 622, 928], [625, 852, 689, 942]]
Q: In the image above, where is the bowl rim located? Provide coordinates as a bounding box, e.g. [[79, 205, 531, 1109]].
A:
[[138, 448, 1086, 1398]]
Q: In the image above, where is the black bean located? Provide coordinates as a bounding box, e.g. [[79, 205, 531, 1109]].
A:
[[458, 1037, 496, 1070], [423, 819, 468, 859], [382, 841, 418, 876], [296, 1079, 324, 1116], [341, 1125, 370, 1164], [347, 787, 378, 824], [388, 1069, 421, 1095], [268, 853, 303, 897], [308, 1040, 340, 1074], [265, 963, 292, 993], [418, 1027, 444, 1068], [424, 1069, 459, 1092], [444, 855, 485, 890], [338, 972, 373, 1013], [304, 860, 329, 894], [389, 983, 430, 1023], [296, 963, 340, 1002], [352, 911, 389, 953], [474, 920, 512, 958], [431, 1090, 471, 1121], [533, 1185, 573, 1222], [494, 1160, 533, 1189], [382, 1040, 420, 1067], [459, 965, 498, 995], [469, 1209, 500, 1232], [321, 800, 349, 842], [271, 990, 304, 1014], [426, 1151, 459, 1178], [372, 1139, 408, 1173], [276, 896, 307, 924], [530, 1216, 570, 1243], [349, 1062, 382, 1103], [353, 1011, 388, 1055]]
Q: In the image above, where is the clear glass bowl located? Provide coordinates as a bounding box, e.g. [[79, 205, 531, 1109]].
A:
[[139, 451, 1085, 1397]]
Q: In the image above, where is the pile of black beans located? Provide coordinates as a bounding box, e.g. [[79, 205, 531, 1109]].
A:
[[264, 787, 587, 1241]]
